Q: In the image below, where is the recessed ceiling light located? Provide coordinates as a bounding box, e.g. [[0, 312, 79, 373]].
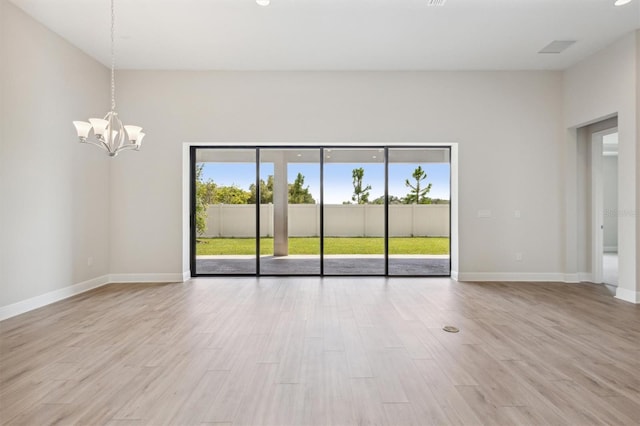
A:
[[614, 0, 632, 5], [256, 0, 270, 6]]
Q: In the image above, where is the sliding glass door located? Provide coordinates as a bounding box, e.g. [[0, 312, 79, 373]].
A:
[[192, 148, 257, 275], [191, 146, 450, 277], [388, 148, 451, 275], [259, 148, 321, 275], [323, 148, 386, 275]]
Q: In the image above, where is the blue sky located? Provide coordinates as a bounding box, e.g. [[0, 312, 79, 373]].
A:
[[201, 162, 450, 204]]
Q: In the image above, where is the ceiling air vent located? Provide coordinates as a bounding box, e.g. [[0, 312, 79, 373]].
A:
[[428, 0, 447, 6], [538, 40, 576, 54]]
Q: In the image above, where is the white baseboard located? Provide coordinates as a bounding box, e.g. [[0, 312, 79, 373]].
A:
[[450, 270, 459, 281], [456, 272, 566, 282], [0, 272, 189, 321], [108, 273, 187, 283], [578, 273, 594, 283], [564, 273, 581, 283], [457, 272, 596, 283], [615, 287, 640, 304], [0, 275, 109, 322]]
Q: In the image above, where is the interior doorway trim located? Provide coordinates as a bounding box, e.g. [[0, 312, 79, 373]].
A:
[[591, 127, 618, 284]]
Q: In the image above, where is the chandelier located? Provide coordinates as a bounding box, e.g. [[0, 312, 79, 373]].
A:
[[72, 0, 144, 157]]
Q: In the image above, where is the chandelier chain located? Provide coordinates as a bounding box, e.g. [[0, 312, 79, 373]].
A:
[[110, 0, 116, 111]]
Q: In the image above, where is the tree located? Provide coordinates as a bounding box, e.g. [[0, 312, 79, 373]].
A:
[[214, 185, 251, 204], [194, 164, 209, 236], [404, 166, 432, 204], [351, 167, 372, 204], [200, 180, 217, 205], [248, 175, 274, 204], [249, 173, 315, 204], [288, 173, 315, 204], [430, 198, 450, 205], [371, 195, 403, 205]]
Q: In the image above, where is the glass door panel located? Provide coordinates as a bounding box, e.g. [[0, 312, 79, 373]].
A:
[[388, 148, 450, 276], [323, 148, 385, 275], [194, 148, 257, 275], [259, 148, 321, 275]]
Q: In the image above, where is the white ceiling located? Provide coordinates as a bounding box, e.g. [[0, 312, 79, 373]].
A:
[[9, 0, 640, 71]]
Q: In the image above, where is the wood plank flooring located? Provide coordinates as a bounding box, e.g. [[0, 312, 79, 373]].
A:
[[1, 278, 639, 425]]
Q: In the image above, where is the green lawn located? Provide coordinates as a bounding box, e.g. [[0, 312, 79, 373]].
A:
[[196, 237, 449, 256]]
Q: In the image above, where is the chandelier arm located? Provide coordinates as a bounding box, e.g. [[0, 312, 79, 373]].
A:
[[115, 137, 126, 153], [115, 143, 140, 154], [84, 139, 111, 152]]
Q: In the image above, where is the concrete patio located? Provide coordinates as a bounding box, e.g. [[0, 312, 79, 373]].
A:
[[196, 255, 450, 275]]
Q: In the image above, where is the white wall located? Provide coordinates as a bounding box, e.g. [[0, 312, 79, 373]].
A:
[[111, 70, 564, 279], [636, 30, 640, 300], [575, 126, 592, 274], [603, 155, 618, 251], [0, 0, 110, 312], [563, 31, 639, 302], [204, 204, 449, 238]]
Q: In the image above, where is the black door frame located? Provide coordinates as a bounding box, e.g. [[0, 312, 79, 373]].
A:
[[190, 145, 451, 277]]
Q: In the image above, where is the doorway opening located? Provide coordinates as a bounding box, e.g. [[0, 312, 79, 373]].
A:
[[190, 145, 451, 277], [591, 128, 619, 290]]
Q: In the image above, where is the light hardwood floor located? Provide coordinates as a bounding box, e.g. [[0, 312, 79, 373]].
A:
[[1, 278, 639, 425]]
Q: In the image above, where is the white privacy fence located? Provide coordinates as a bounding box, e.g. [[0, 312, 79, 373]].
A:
[[203, 204, 449, 238]]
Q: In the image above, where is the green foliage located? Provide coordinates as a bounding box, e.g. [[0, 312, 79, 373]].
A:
[[201, 169, 315, 209], [249, 175, 274, 204], [194, 164, 209, 236], [404, 166, 432, 204], [249, 173, 315, 204], [214, 185, 251, 204], [351, 167, 372, 204], [198, 181, 217, 205], [288, 173, 315, 204], [371, 195, 403, 205], [430, 198, 450, 205]]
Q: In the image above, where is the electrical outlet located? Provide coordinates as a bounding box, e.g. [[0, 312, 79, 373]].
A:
[[87, 257, 93, 266], [515, 252, 523, 262], [514, 210, 521, 218]]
